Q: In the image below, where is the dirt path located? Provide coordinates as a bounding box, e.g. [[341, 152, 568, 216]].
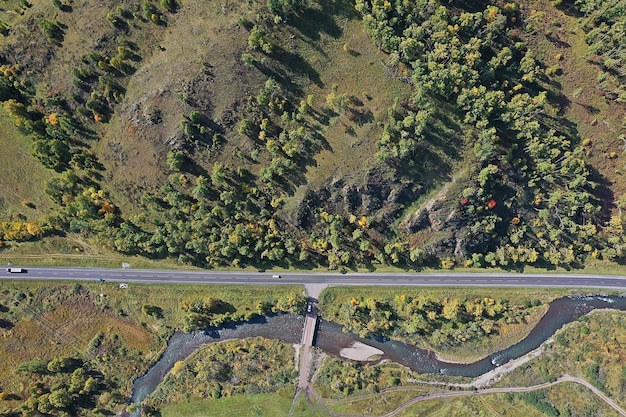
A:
[[294, 284, 626, 417], [304, 283, 328, 300], [313, 374, 626, 417], [466, 337, 553, 388], [384, 375, 626, 417]]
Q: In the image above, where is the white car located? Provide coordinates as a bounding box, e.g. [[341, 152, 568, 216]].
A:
[[6, 268, 25, 273], [272, 274, 281, 278]]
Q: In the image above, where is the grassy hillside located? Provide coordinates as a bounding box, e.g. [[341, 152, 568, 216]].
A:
[[0, 0, 624, 270], [0, 106, 53, 219]]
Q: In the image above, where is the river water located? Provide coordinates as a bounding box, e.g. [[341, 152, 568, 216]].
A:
[[129, 295, 626, 406], [130, 314, 305, 404], [317, 295, 626, 377]]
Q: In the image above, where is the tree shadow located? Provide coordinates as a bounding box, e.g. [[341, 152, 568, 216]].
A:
[[551, 0, 585, 18], [256, 62, 304, 97], [588, 165, 615, 227], [576, 101, 600, 114], [110, 17, 130, 32], [348, 107, 374, 126], [214, 300, 237, 315], [288, 4, 346, 41], [120, 41, 142, 62], [270, 45, 323, 88], [447, 0, 491, 13], [426, 112, 462, 160], [73, 393, 97, 411], [546, 33, 570, 48]]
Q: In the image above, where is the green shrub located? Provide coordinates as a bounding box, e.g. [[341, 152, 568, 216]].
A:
[[16, 358, 47, 374], [87, 332, 104, 352], [142, 304, 163, 318], [160, 0, 177, 12]]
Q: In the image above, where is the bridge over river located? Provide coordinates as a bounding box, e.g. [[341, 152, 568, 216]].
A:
[[298, 309, 319, 389], [288, 284, 325, 414]]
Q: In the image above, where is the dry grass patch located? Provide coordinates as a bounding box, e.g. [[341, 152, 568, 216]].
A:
[[329, 389, 430, 415], [303, 19, 410, 188], [0, 107, 53, 219], [98, 0, 266, 212], [0, 290, 157, 394], [161, 386, 329, 417]]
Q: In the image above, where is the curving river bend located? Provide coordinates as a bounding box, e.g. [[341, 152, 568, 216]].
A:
[[130, 295, 626, 406]]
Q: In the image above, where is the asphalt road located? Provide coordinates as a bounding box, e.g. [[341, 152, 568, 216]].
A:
[[2, 266, 626, 289]]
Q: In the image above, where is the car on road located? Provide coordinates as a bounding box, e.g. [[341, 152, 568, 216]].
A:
[[272, 274, 281, 278], [6, 268, 25, 273], [97, 278, 105, 283], [307, 304, 312, 313]]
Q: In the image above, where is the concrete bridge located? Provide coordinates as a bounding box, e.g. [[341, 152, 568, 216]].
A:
[[297, 300, 319, 389], [289, 284, 326, 416]]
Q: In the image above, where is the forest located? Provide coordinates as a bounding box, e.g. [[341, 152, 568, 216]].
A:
[[0, 0, 624, 271]]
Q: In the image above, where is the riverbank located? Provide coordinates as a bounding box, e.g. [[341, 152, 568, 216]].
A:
[[430, 303, 550, 364], [318, 286, 574, 364], [468, 337, 554, 388]]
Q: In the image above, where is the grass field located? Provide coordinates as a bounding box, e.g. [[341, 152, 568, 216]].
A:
[[0, 278, 305, 330], [391, 385, 622, 417], [518, 0, 626, 200], [97, 0, 263, 214], [0, 107, 53, 220], [324, 387, 444, 414], [160, 377, 624, 417], [297, 15, 411, 189], [161, 386, 328, 417]]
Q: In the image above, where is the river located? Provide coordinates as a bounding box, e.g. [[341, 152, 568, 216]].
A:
[[129, 294, 626, 406]]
